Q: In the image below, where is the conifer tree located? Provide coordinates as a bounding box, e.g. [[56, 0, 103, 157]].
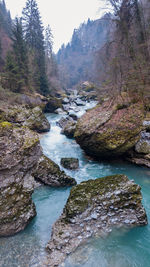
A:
[[5, 18, 28, 92], [0, 0, 12, 36], [5, 52, 19, 91], [12, 18, 28, 86], [22, 0, 49, 95], [45, 25, 53, 59]]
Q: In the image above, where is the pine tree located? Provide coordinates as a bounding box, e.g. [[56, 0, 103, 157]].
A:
[[5, 52, 19, 91], [0, 0, 12, 36], [12, 17, 28, 87], [5, 18, 28, 92], [22, 0, 49, 95], [45, 25, 53, 59]]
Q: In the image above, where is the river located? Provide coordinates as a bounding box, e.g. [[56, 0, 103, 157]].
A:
[[0, 110, 150, 267]]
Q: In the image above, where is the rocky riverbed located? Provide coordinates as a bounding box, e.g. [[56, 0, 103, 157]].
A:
[[1, 90, 150, 265], [0, 111, 150, 267]]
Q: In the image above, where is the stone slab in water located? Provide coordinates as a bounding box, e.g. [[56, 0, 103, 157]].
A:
[[46, 174, 147, 266], [61, 158, 79, 170], [33, 155, 77, 187]]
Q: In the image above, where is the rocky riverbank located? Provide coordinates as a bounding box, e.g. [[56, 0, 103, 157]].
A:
[[73, 95, 150, 168], [75, 98, 144, 158], [0, 122, 41, 236], [0, 93, 80, 236], [46, 174, 147, 266]]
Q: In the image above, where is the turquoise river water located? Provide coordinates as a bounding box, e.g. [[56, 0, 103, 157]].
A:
[[0, 113, 150, 267]]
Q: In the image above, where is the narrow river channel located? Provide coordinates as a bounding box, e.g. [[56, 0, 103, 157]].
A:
[[0, 111, 150, 267]]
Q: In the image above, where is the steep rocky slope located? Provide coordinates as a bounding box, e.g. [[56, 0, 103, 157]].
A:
[[57, 14, 111, 88]]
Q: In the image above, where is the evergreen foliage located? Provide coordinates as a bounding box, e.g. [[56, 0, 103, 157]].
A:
[[0, 0, 12, 36], [5, 52, 20, 92], [5, 18, 28, 92], [22, 0, 49, 95], [45, 25, 53, 59]]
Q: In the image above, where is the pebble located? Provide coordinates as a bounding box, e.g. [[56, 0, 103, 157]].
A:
[[91, 213, 98, 220], [86, 226, 91, 232], [124, 219, 130, 224]]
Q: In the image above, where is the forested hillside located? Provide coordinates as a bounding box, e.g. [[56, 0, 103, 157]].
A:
[[57, 13, 111, 89], [0, 0, 12, 69], [96, 0, 150, 103], [0, 0, 60, 97]]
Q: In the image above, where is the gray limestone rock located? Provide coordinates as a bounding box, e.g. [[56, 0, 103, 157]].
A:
[[0, 105, 50, 133], [33, 155, 77, 187], [0, 122, 42, 236], [46, 174, 147, 266]]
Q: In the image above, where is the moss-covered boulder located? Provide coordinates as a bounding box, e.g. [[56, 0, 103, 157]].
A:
[[135, 139, 150, 154], [44, 96, 62, 113], [0, 122, 42, 236], [0, 106, 50, 133], [46, 174, 147, 266], [74, 99, 144, 158], [33, 155, 76, 187], [57, 116, 77, 138], [61, 158, 79, 170], [61, 120, 77, 138], [24, 106, 50, 133], [127, 130, 150, 168]]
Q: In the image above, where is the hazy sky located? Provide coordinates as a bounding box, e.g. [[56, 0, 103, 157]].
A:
[[5, 0, 108, 53]]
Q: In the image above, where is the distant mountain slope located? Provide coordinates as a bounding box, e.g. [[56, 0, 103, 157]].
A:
[[57, 13, 111, 89]]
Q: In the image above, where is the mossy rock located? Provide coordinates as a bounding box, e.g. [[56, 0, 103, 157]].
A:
[[0, 106, 50, 133], [75, 100, 144, 158], [24, 106, 50, 133], [33, 155, 77, 187], [0, 123, 41, 236], [135, 139, 150, 154], [46, 173, 147, 266], [44, 97, 62, 113], [61, 158, 79, 170], [61, 121, 77, 138], [64, 174, 142, 219]]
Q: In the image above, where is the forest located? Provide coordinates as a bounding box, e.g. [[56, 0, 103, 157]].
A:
[[0, 0, 60, 97]]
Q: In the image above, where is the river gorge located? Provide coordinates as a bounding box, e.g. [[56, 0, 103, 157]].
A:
[[0, 110, 150, 267]]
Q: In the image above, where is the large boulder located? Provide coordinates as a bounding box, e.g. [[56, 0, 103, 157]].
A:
[[46, 174, 147, 266], [33, 155, 77, 187], [74, 99, 144, 158], [0, 106, 50, 133], [44, 97, 62, 113], [56, 117, 71, 128], [61, 121, 77, 138], [57, 116, 77, 138], [0, 122, 42, 236], [126, 114, 150, 168], [23, 106, 50, 132]]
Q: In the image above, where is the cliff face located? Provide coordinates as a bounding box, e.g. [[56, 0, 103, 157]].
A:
[[57, 14, 111, 88], [0, 122, 42, 236]]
